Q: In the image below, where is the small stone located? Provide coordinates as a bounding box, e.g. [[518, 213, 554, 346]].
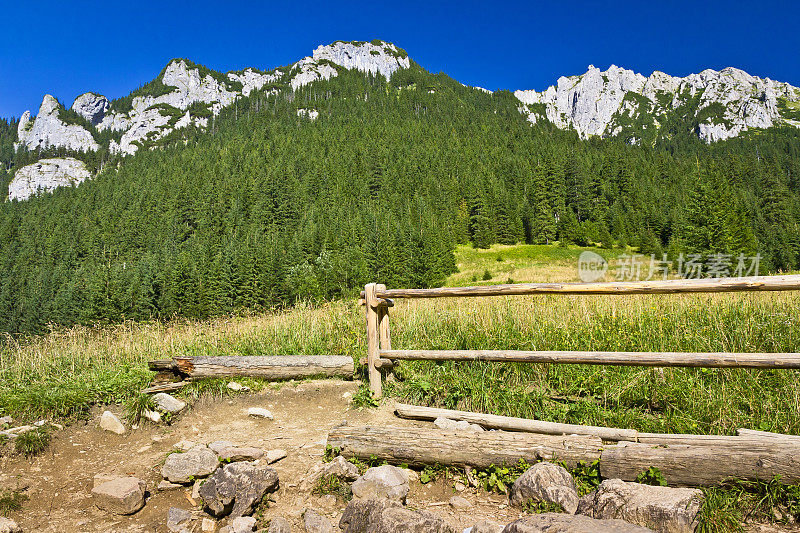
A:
[[227, 382, 249, 392], [209, 441, 236, 454], [303, 508, 333, 533], [265, 449, 287, 464], [199, 461, 279, 518], [174, 440, 197, 451], [100, 411, 126, 435], [470, 520, 504, 533], [449, 495, 472, 509], [144, 410, 162, 423], [247, 407, 273, 419], [0, 416, 11, 427], [93, 473, 122, 489], [0, 517, 21, 533], [454, 481, 467, 492], [91, 476, 146, 515], [158, 480, 184, 491], [301, 456, 359, 490], [202, 517, 217, 532], [342, 392, 352, 399], [267, 516, 292, 533], [351, 465, 410, 503], [153, 393, 187, 414], [217, 446, 265, 463], [161, 446, 219, 484], [221, 516, 257, 533], [192, 479, 203, 501], [167, 507, 193, 532], [502, 513, 653, 532], [137, 445, 152, 453]]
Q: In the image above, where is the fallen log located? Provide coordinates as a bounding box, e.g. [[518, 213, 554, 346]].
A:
[[601, 441, 800, 486], [327, 425, 603, 469], [395, 403, 799, 447], [172, 355, 354, 380], [141, 381, 192, 394]]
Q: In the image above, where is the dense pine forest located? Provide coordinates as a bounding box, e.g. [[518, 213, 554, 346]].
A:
[[1, 63, 799, 334]]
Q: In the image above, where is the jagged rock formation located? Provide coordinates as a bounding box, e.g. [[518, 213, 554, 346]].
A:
[[71, 93, 110, 125], [515, 65, 800, 143], [8, 158, 92, 201], [16, 95, 99, 152]]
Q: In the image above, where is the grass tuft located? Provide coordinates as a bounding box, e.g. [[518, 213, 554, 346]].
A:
[[14, 426, 50, 457]]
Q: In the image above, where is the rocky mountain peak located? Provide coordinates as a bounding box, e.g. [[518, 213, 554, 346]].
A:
[[16, 94, 99, 153], [72, 92, 111, 125]]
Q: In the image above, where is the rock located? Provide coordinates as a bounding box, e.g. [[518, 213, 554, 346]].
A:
[[71, 92, 110, 125], [509, 462, 578, 514], [501, 513, 654, 533], [578, 479, 703, 533], [209, 441, 236, 454], [220, 516, 258, 533], [167, 507, 194, 532], [0, 416, 12, 427], [291, 41, 410, 90], [303, 508, 333, 533], [434, 417, 484, 432], [198, 461, 279, 518], [296, 108, 320, 120], [227, 382, 249, 392], [161, 446, 219, 484], [174, 439, 197, 451], [449, 495, 472, 509], [372, 507, 457, 533], [217, 446, 265, 463], [9, 158, 92, 201], [144, 409, 162, 423], [16, 95, 99, 153], [91, 476, 146, 515], [192, 479, 203, 501], [0, 518, 20, 533], [265, 449, 287, 464], [158, 480, 184, 491], [301, 456, 360, 490], [93, 473, 123, 488], [267, 516, 292, 533], [351, 465, 410, 503], [153, 393, 187, 413], [99, 411, 126, 435], [470, 520, 505, 533], [202, 518, 217, 532], [247, 408, 273, 419]]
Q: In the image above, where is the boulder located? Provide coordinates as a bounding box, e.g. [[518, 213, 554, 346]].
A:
[[301, 456, 360, 490], [198, 461, 279, 518], [99, 411, 126, 435], [303, 508, 333, 533], [162, 446, 219, 484], [167, 507, 194, 533], [71, 92, 110, 125], [91, 476, 146, 515], [339, 498, 400, 533], [578, 479, 702, 533], [449, 495, 472, 509], [501, 513, 654, 533], [219, 516, 258, 533], [0, 518, 20, 533], [158, 480, 184, 491], [217, 446, 265, 463], [267, 516, 292, 532], [351, 465, 409, 502], [469, 520, 505, 533], [372, 507, 457, 533], [247, 407, 273, 419], [209, 441, 236, 454], [434, 417, 484, 432], [153, 393, 187, 413], [509, 462, 578, 513]]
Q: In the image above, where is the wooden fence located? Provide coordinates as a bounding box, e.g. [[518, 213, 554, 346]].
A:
[[362, 275, 800, 398]]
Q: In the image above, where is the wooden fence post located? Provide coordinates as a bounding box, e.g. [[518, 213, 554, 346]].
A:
[[364, 283, 382, 398], [377, 284, 392, 382]]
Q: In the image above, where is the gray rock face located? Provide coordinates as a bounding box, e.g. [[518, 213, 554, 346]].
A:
[[91, 476, 146, 515], [339, 497, 400, 533], [470, 520, 505, 533], [501, 513, 654, 533], [8, 157, 92, 202], [372, 507, 457, 533], [198, 461, 279, 518], [351, 465, 410, 502], [216, 446, 265, 463], [578, 479, 702, 533], [167, 507, 193, 533], [303, 508, 333, 533], [16, 95, 99, 153], [152, 392, 187, 413], [161, 446, 219, 484], [267, 516, 292, 533], [0, 517, 21, 533], [509, 462, 579, 514], [515, 65, 800, 143], [71, 92, 110, 125]]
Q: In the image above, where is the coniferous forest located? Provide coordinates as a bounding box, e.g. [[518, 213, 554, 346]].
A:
[[1, 63, 799, 334]]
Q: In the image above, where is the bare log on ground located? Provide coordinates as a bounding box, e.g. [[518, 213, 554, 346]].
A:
[[601, 441, 800, 486], [172, 355, 354, 380], [327, 425, 603, 469]]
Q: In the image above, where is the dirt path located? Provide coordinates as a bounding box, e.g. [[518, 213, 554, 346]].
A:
[[2, 378, 798, 532]]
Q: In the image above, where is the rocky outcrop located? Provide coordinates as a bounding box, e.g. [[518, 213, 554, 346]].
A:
[[290, 40, 410, 89], [509, 462, 579, 514], [198, 461, 279, 518], [16, 95, 99, 152], [502, 513, 654, 532], [515, 64, 800, 142], [8, 158, 92, 201], [227, 68, 283, 96], [71, 92, 110, 125]]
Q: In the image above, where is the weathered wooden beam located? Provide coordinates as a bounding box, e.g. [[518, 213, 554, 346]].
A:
[[148, 359, 176, 372], [364, 284, 382, 398], [141, 381, 192, 394], [737, 428, 800, 443], [601, 441, 800, 486], [360, 275, 800, 300], [172, 355, 354, 380], [382, 349, 800, 368], [327, 425, 603, 469]]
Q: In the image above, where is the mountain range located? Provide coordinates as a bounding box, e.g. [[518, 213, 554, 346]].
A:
[[6, 40, 800, 200]]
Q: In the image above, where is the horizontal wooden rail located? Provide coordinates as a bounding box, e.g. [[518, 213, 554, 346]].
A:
[[360, 274, 800, 300], [381, 349, 800, 368]]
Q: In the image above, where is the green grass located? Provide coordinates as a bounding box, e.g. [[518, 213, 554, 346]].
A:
[[0, 490, 27, 516], [14, 426, 50, 456]]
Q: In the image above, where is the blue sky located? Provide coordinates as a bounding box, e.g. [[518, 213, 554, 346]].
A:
[[2, 0, 798, 118]]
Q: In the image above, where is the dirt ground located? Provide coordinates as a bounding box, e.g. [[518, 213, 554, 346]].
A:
[[1, 378, 798, 532]]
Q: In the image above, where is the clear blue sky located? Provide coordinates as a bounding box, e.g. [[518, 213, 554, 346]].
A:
[[2, 0, 799, 118]]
